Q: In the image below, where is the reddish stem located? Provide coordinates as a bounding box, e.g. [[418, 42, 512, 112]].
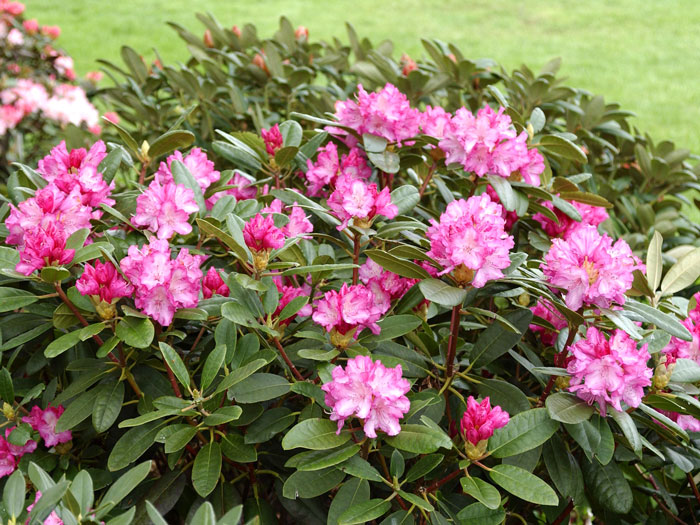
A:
[[164, 361, 182, 398], [352, 234, 360, 285], [273, 338, 304, 381], [551, 499, 574, 525], [418, 163, 436, 198], [425, 469, 461, 493], [688, 473, 700, 507]]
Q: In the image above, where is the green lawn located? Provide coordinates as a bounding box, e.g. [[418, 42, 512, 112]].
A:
[[27, 0, 700, 155]]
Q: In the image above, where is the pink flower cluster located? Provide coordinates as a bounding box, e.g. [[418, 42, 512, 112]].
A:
[[207, 171, 257, 207], [202, 267, 229, 299], [261, 124, 283, 157], [328, 175, 398, 230], [26, 491, 63, 525], [332, 83, 421, 146], [120, 239, 204, 326], [313, 283, 385, 342], [0, 405, 71, 479], [567, 327, 652, 414], [243, 213, 286, 252], [260, 199, 313, 239], [359, 259, 416, 315], [14, 220, 74, 275], [541, 224, 644, 311], [460, 396, 510, 446], [660, 410, 700, 433], [322, 355, 411, 438], [76, 260, 133, 303], [529, 299, 568, 346], [420, 105, 452, 142], [303, 142, 371, 197], [272, 277, 312, 325], [438, 105, 544, 185], [0, 0, 24, 16], [533, 199, 609, 238], [662, 293, 700, 366], [426, 193, 514, 287], [155, 148, 220, 195], [132, 180, 198, 239], [41, 84, 99, 130]]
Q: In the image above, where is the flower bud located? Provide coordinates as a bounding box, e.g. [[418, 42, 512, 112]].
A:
[[2, 402, 15, 421], [295, 26, 309, 42], [203, 29, 214, 48]]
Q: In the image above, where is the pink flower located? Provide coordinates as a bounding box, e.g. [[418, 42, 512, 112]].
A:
[[567, 327, 652, 414], [206, 171, 257, 208], [1, 79, 48, 116], [484, 185, 519, 231], [23, 405, 72, 447], [332, 83, 421, 146], [273, 279, 312, 325], [541, 224, 644, 311], [294, 26, 309, 41], [303, 143, 371, 197], [321, 355, 411, 438], [243, 213, 285, 252], [26, 491, 64, 525], [327, 174, 397, 230], [662, 316, 700, 366], [420, 105, 452, 141], [16, 223, 74, 275], [42, 84, 100, 128], [86, 70, 103, 83], [103, 111, 119, 124], [120, 239, 204, 326], [202, 267, 229, 299], [155, 148, 220, 193], [529, 299, 567, 346], [426, 193, 514, 288], [312, 283, 384, 338], [42, 25, 61, 39], [400, 53, 418, 76], [533, 199, 609, 238], [261, 199, 313, 239], [5, 183, 92, 247], [0, 0, 24, 15], [359, 258, 416, 314], [0, 439, 16, 478], [132, 180, 199, 239], [261, 124, 283, 156], [0, 103, 23, 134], [76, 260, 133, 303], [54, 55, 76, 80], [663, 411, 700, 432], [6, 27, 23, 46], [4, 427, 37, 458], [460, 396, 510, 445]]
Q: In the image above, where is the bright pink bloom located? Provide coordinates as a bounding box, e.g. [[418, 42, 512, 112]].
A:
[[533, 199, 609, 238], [294, 26, 309, 41], [120, 239, 204, 326], [327, 174, 397, 230], [42, 25, 61, 39], [322, 355, 411, 438], [273, 279, 312, 325], [303, 143, 371, 197], [103, 111, 119, 124], [16, 223, 74, 275], [332, 83, 421, 146], [313, 283, 384, 336], [426, 193, 514, 288], [0, 439, 16, 478], [660, 410, 700, 432], [359, 258, 416, 314], [529, 299, 567, 346], [400, 53, 418, 76], [5, 184, 92, 248], [202, 267, 229, 299], [261, 198, 313, 238], [261, 124, 283, 156], [132, 180, 199, 239], [155, 148, 220, 193], [76, 260, 133, 303], [23, 405, 72, 447], [4, 427, 36, 458], [567, 327, 652, 414], [0, 103, 23, 134], [460, 396, 510, 445], [420, 105, 452, 141], [0, 0, 24, 15], [243, 213, 285, 252], [541, 224, 643, 311], [206, 171, 257, 208], [26, 491, 64, 525], [484, 185, 519, 231], [662, 317, 700, 366]]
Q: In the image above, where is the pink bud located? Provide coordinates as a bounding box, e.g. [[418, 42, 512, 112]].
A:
[[22, 18, 38, 33]]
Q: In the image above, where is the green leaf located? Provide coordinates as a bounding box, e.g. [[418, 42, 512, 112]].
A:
[[229, 373, 289, 403], [56, 388, 96, 432], [282, 467, 345, 499], [115, 316, 154, 349], [213, 358, 267, 395], [390, 185, 420, 216], [278, 296, 309, 321], [44, 329, 82, 358], [282, 418, 351, 450], [671, 358, 700, 383], [245, 407, 295, 444], [221, 433, 257, 463], [98, 147, 123, 184], [288, 444, 360, 471], [201, 344, 226, 391], [190, 502, 216, 525], [405, 454, 444, 483], [0, 368, 14, 403], [0, 287, 38, 312], [104, 117, 139, 155], [279, 120, 303, 147], [159, 342, 190, 390], [338, 499, 392, 525], [193, 443, 222, 497], [456, 503, 505, 525], [529, 107, 546, 133], [418, 278, 466, 307], [623, 300, 692, 341], [171, 159, 206, 214], [148, 130, 195, 159], [488, 175, 516, 212], [196, 218, 250, 262], [543, 435, 584, 504], [488, 464, 558, 506], [108, 421, 165, 471], [203, 405, 243, 426], [368, 150, 400, 173], [337, 456, 385, 482], [646, 231, 663, 292], [460, 476, 501, 509], [164, 426, 198, 453], [546, 393, 594, 424], [327, 478, 369, 525], [660, 247, 700, 296], [476, 379, 530, 415], [564, 414, 615, 465], [582, 459, 633, 514], [103, 461, 152, 509], [470, 309, 533, 369], [384, 424, 452, 454], [365, 250, 430, 279], [609, 408, 642, 454], [279, 263, 359, 277], [539, 135, 587, 163], [3, 469, 26, 518], [27, 480, 70, 525], [390, 449, 405, 479], [39, 266, 70, 284], [274, 146, 299, 167], [361, 315, 422, 342], [488, 408, 558, 458]]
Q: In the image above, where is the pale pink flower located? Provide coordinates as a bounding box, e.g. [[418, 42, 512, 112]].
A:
[[6, 27, 23, 46], [37, 140, 114, 209], [303, 143, 371, 197], [529, 299, 567, 346], [484, 185, 519, 231], [533, 199, 609, 238], [567, 327, 652, 415], [0, 439, 16, 478], [261, 198, 313, 238], [327, 174, 397, 230], [16, 223, 74, 275], [460, 396, 510, 445], [42, 25, 61, 39], [332, 83, 421, 146], [541, 224, 643, 311], [420, 105, 452, 141], [662, 317, 700, 366], [294, 26, 308, 41], [76, 260, 133, 303], [42, 84, 99, 128], [1, 0, 24, 15], [359, 258, 416, 314], [0, 103, 23, 134], [243, 213, 285, 252], [155, 148, 220, 193], [426, 193, 514, 288], [1, 79, 48, 115], [103, 111, 119, 124], [86, 70, 103, 83], [23, 405, 72, 447], [132, 180, 198, 239], [202, 267, 229, 299], [321, 355, 411, 438], [54, 55, 76, 80], [206, 171, 257, 208], [261, 124, 283, 156], [313, 283, 384, 337], [26, 491, 64, 525]]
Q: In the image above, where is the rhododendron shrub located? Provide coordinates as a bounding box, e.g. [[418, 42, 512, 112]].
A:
[[1, 18, 700, 525]]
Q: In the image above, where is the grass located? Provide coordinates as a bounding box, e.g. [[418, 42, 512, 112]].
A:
[[27, 0, 700, 155]]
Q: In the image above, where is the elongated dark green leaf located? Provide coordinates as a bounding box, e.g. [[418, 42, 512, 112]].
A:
[[282, 418, 351, 450], [56, 388, 96, 432], [171, 159, 205, 214], [384, 424, 452, 454], [405, 454, 444, 483], [460, 476, 501, 509], [582, 459, 633, 514], [108, 421, 165, 471], [148, 130, 195, 159], [365, 249, 430, 279], [623, 300, 691, 341], [327, 478, 369, 525], [229, 373, 289, 403], [159, 342, 190, 390], [539, 135, 587, 163], [288, 444, 360, 471], [193, 443, 222, 497], [470, 309, 533, 369], [339, 499, 392, 525], [418, 278, 466, 307], [115, 316, 154, 349], [0, 287, 38, 313], [564, 414, 615, 464], [488, 408, 558, 458], [489, 464, 557, 506], [103, 461, 152, 508], [213, 358, 267, 394], [282, 467, 345, 499], [546, 393, 594, 424], [3, 469, 25, 519], [457, 503, 505, 525], [201, 344, 226, 391]]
